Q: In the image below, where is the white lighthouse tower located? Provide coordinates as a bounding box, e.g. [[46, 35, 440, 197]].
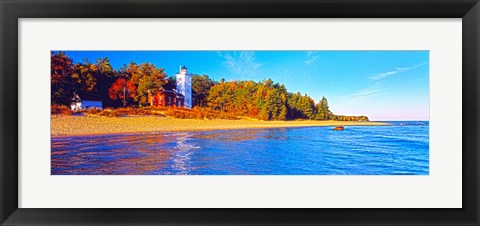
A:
[[176, 65, 192, 108]]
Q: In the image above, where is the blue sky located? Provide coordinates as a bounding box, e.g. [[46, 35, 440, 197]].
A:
[[60, 50, 429, 121]]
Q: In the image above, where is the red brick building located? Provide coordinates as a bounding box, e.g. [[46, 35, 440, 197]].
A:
[[147, 87, 198, 107]]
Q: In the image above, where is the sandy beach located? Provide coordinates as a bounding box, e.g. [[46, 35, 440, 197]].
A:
[[51, 115, 388, 137]]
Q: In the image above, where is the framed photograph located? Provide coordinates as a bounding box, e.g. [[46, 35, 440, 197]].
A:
[[1, 0, 478, 225]]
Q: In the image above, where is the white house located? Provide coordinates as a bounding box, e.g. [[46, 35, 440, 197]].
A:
[[71, 92, 103, 110], [71, 93, 82, 110]]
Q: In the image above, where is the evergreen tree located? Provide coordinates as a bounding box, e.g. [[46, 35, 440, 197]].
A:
[[95, 57, 117, 107], [315, 96, 331, 120], [192, 74, 216, 107]]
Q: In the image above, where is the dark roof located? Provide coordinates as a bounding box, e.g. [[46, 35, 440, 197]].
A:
[[77, 91, 102, 101], [159, 86, 195, 98], [163, 81, 176, 90]]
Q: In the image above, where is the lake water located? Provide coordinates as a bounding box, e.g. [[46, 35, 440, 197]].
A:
[[51, 121, 429, 175]]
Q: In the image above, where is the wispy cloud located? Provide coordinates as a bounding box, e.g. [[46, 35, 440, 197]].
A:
[[305, 55, 320, 65], [370, 62, 427, 80], [332, 79, 388, 111], [347, 88, 383, 100], [343, 62, 427, 103], [219, 51, 263, 78], [337, 85, 385, 103]]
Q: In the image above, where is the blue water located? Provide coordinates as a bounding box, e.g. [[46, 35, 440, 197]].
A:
[[51, 121, 429, 175]]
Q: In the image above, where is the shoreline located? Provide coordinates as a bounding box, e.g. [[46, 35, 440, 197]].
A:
[[51, 115, 389, 138]]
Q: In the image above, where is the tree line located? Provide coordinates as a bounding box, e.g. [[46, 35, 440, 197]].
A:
[[51, 51, 369, 121], [51, 52, 166, 108]]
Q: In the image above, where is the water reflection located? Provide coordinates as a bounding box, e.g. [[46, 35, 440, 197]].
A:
[[170, 133, 195, 174], [51, 129, 266, 175], [51, 123, 429, 175]]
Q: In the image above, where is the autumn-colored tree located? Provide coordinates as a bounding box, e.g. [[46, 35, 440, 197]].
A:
[[70, 59, 98, 93], [125, 62, 142, 84], [233, 80, 257, 116], [96, 57, 114, 76], [51, 51, 74, 105], [132, 63, 167, 105], [207, 80, 235, 112], [206, 78, 289, 120], [108, 78, 137, 107], [121, 62, 168, 106]]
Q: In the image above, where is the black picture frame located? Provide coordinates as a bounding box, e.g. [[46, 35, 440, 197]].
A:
[[1, 0, 478, 225]]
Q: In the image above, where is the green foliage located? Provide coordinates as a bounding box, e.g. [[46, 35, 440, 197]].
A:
[[192, 74, 216, 107], [96, 57, 114, 76], [334, 115, 369, 121], [70, 59, 98, 93], [315, 96, 333, 120], [207, 80, 235, 112], [207, 79, 288, 121], [286, 92, 316, 119], [95, 58, 120, 107], [127, 62, 167, 106]]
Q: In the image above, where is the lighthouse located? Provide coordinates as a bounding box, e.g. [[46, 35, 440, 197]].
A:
[[176, 65, 192, 109]]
